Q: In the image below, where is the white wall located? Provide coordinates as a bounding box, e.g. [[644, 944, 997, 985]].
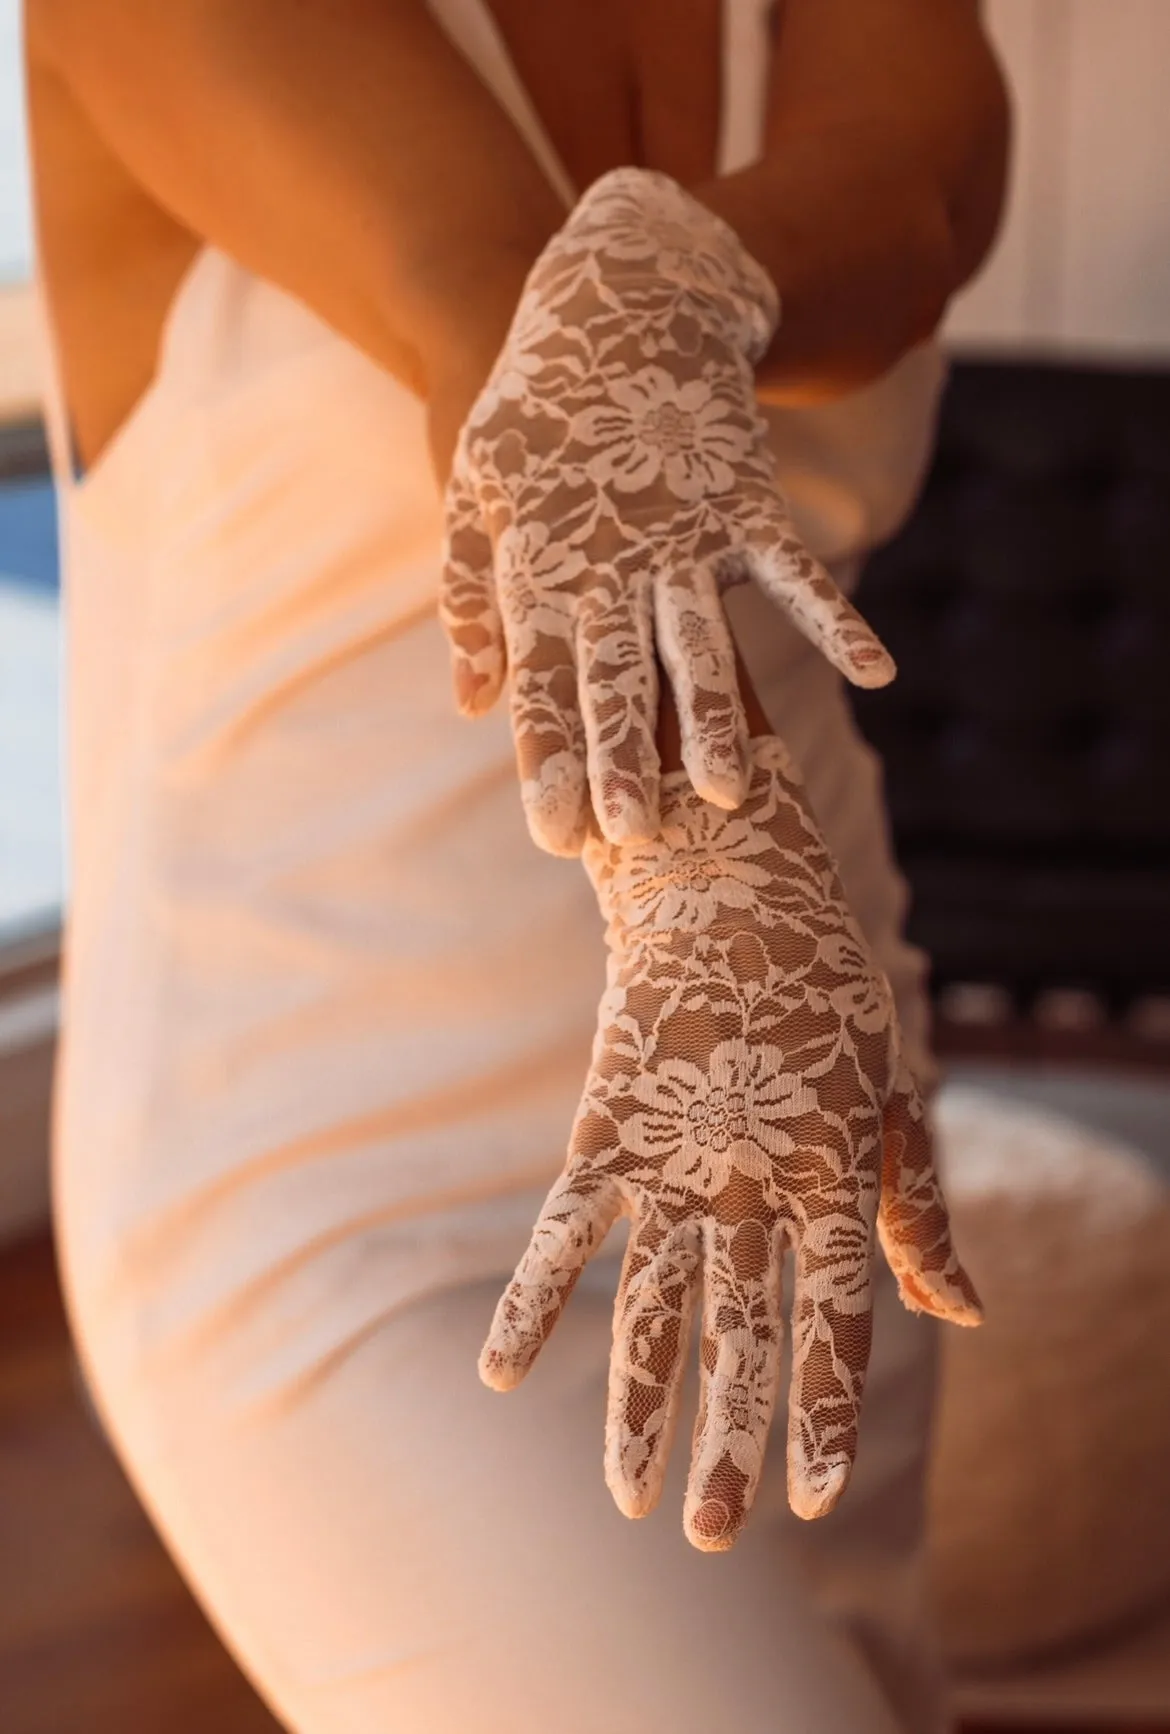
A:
[[0, 0, 31, 284], [948, 0, 1170, 359]]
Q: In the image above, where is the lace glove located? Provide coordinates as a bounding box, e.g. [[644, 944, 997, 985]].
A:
[[441, 168, 896, 857], [480, 736, 982, 1550]]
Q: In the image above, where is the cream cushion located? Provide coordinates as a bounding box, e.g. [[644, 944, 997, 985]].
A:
[[928, 1086, 1170, 1666]]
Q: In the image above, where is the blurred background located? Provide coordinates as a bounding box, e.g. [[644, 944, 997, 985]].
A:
[[2, 2, 1169, 1730]]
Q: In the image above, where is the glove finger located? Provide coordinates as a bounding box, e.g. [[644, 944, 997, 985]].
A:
[[787, 1166, 878, 1520], [654, 562, 751, 812], [683, 1217, 786, 1553], [439, 462, 506, 716], [879, 1067, 983, 1326], [737, 497, 897, 690], [479, 1168, 624, 1392], [604, 1212, 702, 1521], [503, 581, 590, 856], [577, 579, 661, 845]]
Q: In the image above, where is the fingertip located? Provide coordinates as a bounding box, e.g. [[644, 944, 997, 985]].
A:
[[607, 1475, 658, 1523], [597, 795, 660, 847], [788, 1457, 851, 1522], [684, 1495, 743, 1552], [524, 794, 591, 858], [689, 766, 748, 813], [685, 725, 751, 813], [477, 1345, 528, 1393], [453, 664, 501, 718], [605, 1418, 671, 1523], [941, 1277, 985, 1329], [529, 823, 589, 860], [843, 644, 897, 690], [895, 1267, 984, 1329]]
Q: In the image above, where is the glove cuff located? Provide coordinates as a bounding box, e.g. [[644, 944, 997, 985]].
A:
[[582, 733, 818, 938], [559, 166, 780, 363]]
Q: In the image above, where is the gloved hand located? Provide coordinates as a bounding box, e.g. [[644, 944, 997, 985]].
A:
[[479, 735, 981, 1550], [440, 167, 896, 857]]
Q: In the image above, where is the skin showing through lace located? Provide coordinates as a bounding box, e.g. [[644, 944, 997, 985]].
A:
[[440, 168, 897, 858], [481, 737, 982, 1551]]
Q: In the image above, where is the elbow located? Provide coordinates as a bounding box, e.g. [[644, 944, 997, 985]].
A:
[[756, 180, 956, 407], [946, 36, 1014, 293]]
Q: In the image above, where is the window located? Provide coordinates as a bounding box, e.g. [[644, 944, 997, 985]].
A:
[[0, 0, 62, 947]]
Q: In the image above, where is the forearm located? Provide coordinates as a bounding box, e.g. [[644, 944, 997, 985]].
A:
[[28, 0, 564, 398], [697, 0, 1010, 400]]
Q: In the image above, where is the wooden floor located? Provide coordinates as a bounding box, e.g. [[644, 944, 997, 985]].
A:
[[1, 1231, 1166, 1734]]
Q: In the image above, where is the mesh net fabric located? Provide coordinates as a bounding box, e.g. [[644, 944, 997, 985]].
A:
[[440, 167, 895, 858], [481, 736, 982, 1552]]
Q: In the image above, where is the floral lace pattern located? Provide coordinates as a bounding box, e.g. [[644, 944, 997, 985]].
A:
[[480, 737, 981, 1550], [441, 168, 896, 857]]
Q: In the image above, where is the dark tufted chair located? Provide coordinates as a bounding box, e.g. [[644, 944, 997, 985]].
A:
[[852, 361, 1170, 1016]]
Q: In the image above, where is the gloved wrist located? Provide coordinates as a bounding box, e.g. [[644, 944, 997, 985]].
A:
[[582, 733, 818, 940], [440, 146, 892, 861], [547, 166, 780, 364]]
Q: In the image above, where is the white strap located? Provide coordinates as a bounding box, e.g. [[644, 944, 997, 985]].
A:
[[31, 268, 78, 490], [428, 0, 577, 207], [719, 0, 772, 176]]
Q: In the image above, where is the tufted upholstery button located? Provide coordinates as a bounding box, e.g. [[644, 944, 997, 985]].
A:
[[1088, 728, 1145, 790], [1063, 580, 1117, 631], [937, 716, 984, 773], [1109, 475, 1170, 597], [1102, 606, 1153, 665], [1054, 709, 1111, 757]]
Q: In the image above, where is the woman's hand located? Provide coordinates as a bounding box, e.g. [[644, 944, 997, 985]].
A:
[[439, 168, 896, 857], [480, 736, 981, 1550]]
